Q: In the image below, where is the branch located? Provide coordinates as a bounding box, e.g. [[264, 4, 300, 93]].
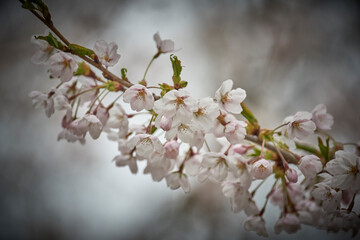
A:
[[245, 135, 299, 164], [22, 1, 132, 88]]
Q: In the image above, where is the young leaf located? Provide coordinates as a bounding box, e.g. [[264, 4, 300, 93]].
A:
[[68, 44, 94, 57]]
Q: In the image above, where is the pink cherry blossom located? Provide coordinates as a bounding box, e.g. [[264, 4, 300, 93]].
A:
[[284, 111, 316, 140], [201, 152, 233, 182], [251, 159, 272, 179], [312, 183, 341, 213], [285, 168, 298, 183], [165, 172, 190, 193], [215, 79, 246, 114], [312, 104, 334, 130], [31, 35, 55, 64], [57, 129, 85, 144], [192, 97, 219, 130], [164, 140, 180, 159], [123, 84, 154, 112], [70, 114, 103, 139], [224, 120, 247, 144], [298, 155, 323, 178], [94, 40, 120, 67], [106, 103, 129, 137], [154, 89, 197, 125], [325, 150, 360, 191], [222, 179, 251, 213], [48, 52, 77, 82], [113, 154, 138, 174], [127, 134, 163, 159], [243, 215, 268, 237], [274, 213, 301, 234], [29, 91, 54, 117], [153, 32, 174, 53]]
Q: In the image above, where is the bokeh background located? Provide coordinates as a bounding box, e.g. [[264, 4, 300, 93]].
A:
[[1, 0, 359, 239]]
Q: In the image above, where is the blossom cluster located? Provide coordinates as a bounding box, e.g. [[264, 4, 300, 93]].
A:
[[25, 2, 359, 237]]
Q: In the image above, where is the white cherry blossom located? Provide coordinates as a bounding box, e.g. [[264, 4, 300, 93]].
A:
[[165, 172, 190, 193], [274, 214, 301, 234], [312, 104, 334, 130], [201, 152, 234, 182], [31, 35, 55, 64], [192, 97, 219, 130], [312, 183, 341, 213], [70, 114, 103, 139], [224, 120, 247, 144], [284, 111, 316, 140], [48, 52, 77, 82], [123, 84, 154, 112], [222, 179, 251, 213], [127, 134, 163, 159], [106, 104, 129, 138], [154, 89, 197, 125], [215, 79, 246, 114], [325, 150, 360, 191], [29, 91, 54, 117], [153, 32, 174, 53], [243, 215, 268, 237], [298, 155, 323, 178], [113, 154, 138, 174], [94, 40, 120, 67], [251, 158, 272, 179]]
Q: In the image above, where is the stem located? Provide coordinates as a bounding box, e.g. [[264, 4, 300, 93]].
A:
[[142, 56, 156, 81], [204, 139, 211, 152], [73, 98, 81, 119], [146, 114, 156, 134], [251, 177, 268, 197], [260, 139, 265, 158], [347, 193, 357, 213], [272, 123, 287, 133], [259, 178, 278, 216], [87, 89, 106, 114], [69, 86, 104, 100]]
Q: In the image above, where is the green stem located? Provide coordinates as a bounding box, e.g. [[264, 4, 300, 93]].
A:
[[142, 56, 156, 81]]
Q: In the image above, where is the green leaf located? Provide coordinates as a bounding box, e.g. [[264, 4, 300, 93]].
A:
[[318, 137, 330, 163], [159, 83, 174, 97], [121, 68, 127, 79], [22, 0, 51, 22], [36, 32, 63, 49], [170, 54, 182, 84], [74, 62, 90, 76], [68, 44, 94, 57]]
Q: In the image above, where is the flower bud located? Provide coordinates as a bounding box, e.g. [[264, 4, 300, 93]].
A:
[[164, 140, 180, 159], [285, 168, 298, 183], [159, 115, 172, 131], [251, 159, 272, 179]]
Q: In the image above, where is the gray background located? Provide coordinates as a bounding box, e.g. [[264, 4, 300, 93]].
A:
[[0, 0, 359, 239]]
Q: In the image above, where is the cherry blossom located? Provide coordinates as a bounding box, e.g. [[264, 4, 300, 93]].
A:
[[165, 172, 190, 193], [222, 179, 252, 213], [325, 150, 360, 191], [215, 79, 246, 114], [251, 158, 272, 179], [94, 40, 120, 67], [70, 114, 103, 139], [312, 104, 334, 130], [298, 155, 323, 178], [275, 214, 301, 234], [127, 134, 163, 159], [154, 89, 197, 125], [29, 91, 54, 117], [312, 183, 342, 213], [192, 97, 219, 130], [284, 111, 316, 140], [31, 35, 55, 64], [153, 32, 175, 53], [48, 52, 77, 82], [201, 152, 234, 182], [123, 84, 154, 112], [224, 120, 247, 144], [113, 154, 138, 174], [243, 215, 268, 237]]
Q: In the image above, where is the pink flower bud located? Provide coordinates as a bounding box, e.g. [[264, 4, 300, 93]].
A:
[[159, 115, 172, 131], [164, 140, 180, 159], [285, 168, 298, 183], [251, 159, 272, 179]]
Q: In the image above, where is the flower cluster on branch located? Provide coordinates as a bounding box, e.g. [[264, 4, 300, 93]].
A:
[[22, 0, 360, 237]]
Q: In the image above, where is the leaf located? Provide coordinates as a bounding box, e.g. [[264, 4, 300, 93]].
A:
[[170, 54, 182, 84], [36, 32, 63, 49], [318, 137, 330, 163], [121, 68, 127, 79], [74, 62, 91, 76], [68, 44, 94, 57], [22, 0, 51, 22]]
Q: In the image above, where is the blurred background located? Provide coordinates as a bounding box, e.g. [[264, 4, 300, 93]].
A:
[[1, 0, 359, 239]]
